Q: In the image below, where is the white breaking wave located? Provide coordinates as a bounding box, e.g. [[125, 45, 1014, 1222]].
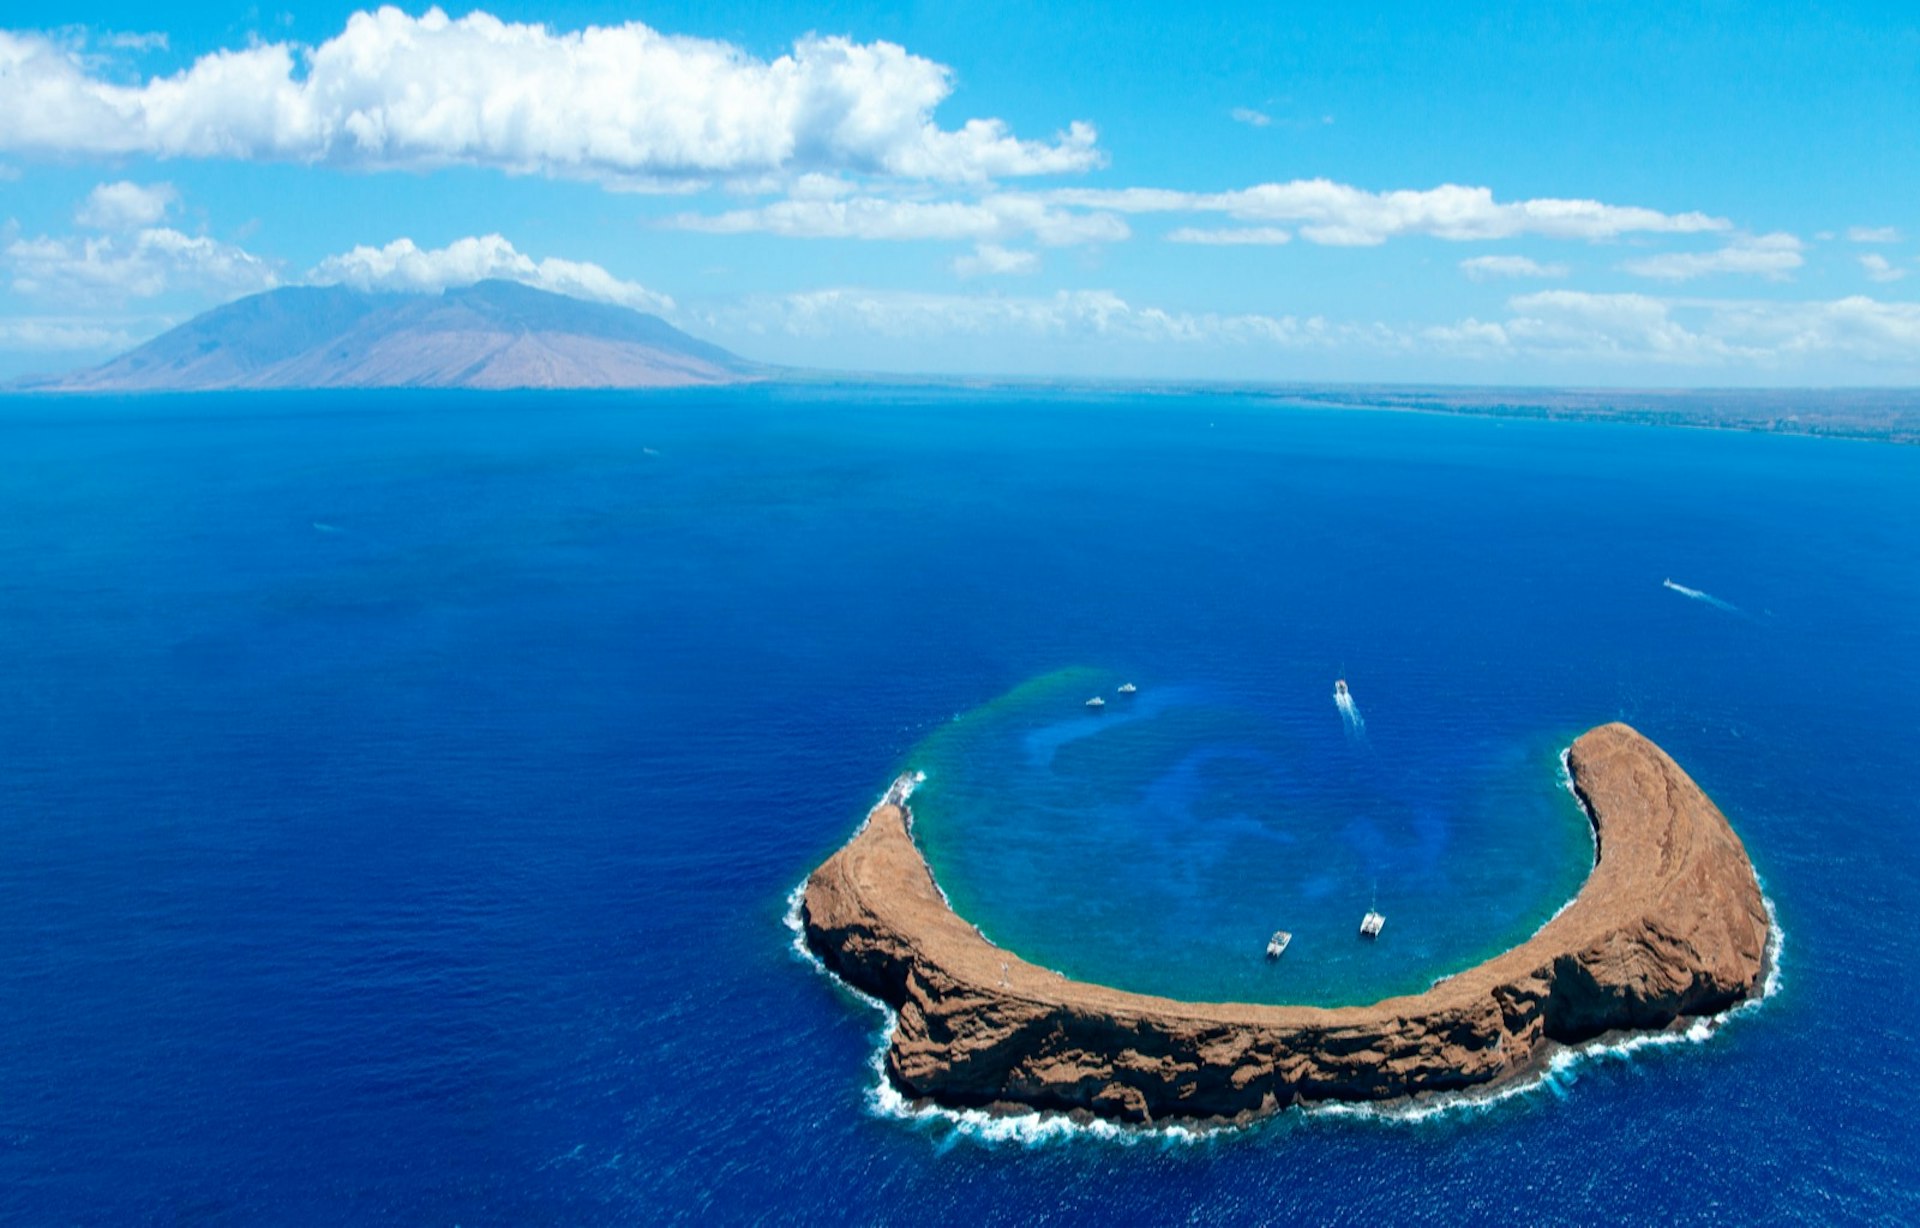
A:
[[783, 772, 924, 970], [1663, 577, 1742, 614], [1530, 746, 1600, 934], [785, 776, 1784, 1145], [1318, 890, 1784, 1125], [784, 878, 828, 974]]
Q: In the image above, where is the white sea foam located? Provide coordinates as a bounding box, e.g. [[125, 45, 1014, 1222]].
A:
[[855, 990, 1222, 1147], [783, 878, 827, 973], [1335, 687, 1365, 737], [788, 775, 1784, 1146], [1663, 577, 1742, 614], [1530, 746, 1599, 936], [784, 773, 926, 969], [1302, 890, 1782, 1127]]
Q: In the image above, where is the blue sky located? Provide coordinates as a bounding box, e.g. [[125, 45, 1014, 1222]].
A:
[[2, 1, 1916, 383]]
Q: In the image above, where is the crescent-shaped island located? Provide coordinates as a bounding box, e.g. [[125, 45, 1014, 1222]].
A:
[[801, 722, 1771, 1124]]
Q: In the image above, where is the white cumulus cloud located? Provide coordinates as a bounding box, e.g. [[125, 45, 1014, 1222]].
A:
[[6, 227, 279, 305], [1493, 291, 1727, 360], [0, 7, 1102, 185], [307, 235, 674, 313], [1620, 233, 1804, 282], [75, 181, 179, 230], [1459, 254, 1569, 280]]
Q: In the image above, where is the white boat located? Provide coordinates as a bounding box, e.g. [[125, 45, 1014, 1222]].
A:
[[1359, 910, 1385, 938], [1335, 679, 1350, 699], [1085, 696, 1106, 709], [1265, 930, 1292, 959], [1117, 682, 1137, 695]]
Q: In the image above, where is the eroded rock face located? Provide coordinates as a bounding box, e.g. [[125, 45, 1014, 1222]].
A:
[[802, 723, 1770, 1124]]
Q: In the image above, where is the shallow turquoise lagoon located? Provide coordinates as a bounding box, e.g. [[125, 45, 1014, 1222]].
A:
[[909, 668, 1593, 1005], [0, 384, 1915, 1222]]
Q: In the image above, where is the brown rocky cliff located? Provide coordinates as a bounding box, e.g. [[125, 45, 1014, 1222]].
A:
[[802, 722, 1769, 1123]]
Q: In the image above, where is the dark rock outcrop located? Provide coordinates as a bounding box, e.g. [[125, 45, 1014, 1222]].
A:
[[802, 723, 1769, 1123]]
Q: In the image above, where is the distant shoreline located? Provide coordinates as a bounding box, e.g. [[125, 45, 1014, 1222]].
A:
[[768, 372, 1920, 445], [4, 375, 1914, 446]]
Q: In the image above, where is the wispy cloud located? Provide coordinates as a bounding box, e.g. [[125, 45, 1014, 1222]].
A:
[[308, 235, 674, 313], [1429, 290, 1920, 368], [99, 31, 167, 52], [1619, 233, 1803, 282], [1459, 254, 1569, 280], [1859, 253, 1908, 283], [6, 228, 278, 306], [75, 181, 177, 230], [669, 178, 1729, 254], [1846, 225, 1901, 244], [1046, 180, 1728, 246], [719, 282, 1920, 375], [670, 194, 1127, 246], [0, 316, 141, 351], [952, 243, 1039, 277], [0, 9, 1102, 185], [1230, 107, 1272, 127], [1166, 226, 1292, 245], [716, 287, 1381, 349]]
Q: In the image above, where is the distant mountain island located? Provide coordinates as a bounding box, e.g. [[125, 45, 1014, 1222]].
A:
[[22, 281, 758, 392], [17, 285, 1918, 445]]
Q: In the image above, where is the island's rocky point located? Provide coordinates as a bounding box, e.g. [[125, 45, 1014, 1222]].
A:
[[801, 722, 1770, 1124]]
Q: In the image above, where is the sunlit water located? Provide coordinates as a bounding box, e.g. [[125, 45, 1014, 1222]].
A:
[[0, 385, 1914, 1222], [908, 668, 1591, 1005]]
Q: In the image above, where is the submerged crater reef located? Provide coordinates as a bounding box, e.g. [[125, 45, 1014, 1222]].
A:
[[802, 723, 1770, 1124]]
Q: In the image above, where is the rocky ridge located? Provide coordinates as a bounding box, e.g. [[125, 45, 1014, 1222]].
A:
[[801, 722, 1770, 1123], [23, 280, 756, 392]]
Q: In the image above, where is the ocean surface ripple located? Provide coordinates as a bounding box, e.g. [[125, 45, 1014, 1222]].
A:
[[0, 385, 1913, 1224]]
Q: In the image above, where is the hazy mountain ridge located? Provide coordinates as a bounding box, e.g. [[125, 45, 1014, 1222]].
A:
[[24, 281, 757, 392]]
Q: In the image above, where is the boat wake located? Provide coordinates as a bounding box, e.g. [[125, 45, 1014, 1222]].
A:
[[1334, 686, 1365, 737], [1663, 577, 1743, 615]]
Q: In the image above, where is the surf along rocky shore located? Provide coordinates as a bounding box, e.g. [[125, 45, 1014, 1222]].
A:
[[801, 723, 1771, 1125]]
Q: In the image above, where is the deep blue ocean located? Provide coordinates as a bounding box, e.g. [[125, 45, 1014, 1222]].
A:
[[0, 385, 1915, 1224]]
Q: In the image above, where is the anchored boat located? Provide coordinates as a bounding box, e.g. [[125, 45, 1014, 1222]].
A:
[[1085, 696, 1106, 710], [1117, 682, 1137, 695], [1265, 930, 1293, 959], [1359, 910, 1385, 938]]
